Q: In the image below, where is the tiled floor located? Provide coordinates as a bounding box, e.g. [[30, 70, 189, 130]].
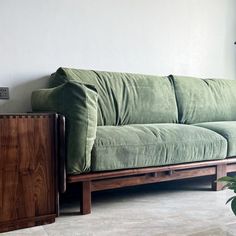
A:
[[3, 177, 236, 236]]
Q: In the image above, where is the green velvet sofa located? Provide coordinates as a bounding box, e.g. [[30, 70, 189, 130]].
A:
[[31, 68, 236, 214]]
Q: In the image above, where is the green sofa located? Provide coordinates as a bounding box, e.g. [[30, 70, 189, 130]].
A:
[[31, 68, 236, 214]]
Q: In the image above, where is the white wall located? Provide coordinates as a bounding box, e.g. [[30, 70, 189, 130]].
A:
[[0, 0, 235, 112]]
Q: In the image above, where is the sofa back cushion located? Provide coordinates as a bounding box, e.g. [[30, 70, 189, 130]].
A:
[[171, 75, 236, 124], [49, 68, 178, 125]]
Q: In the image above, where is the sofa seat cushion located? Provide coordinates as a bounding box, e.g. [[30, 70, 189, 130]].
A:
[[91, 124, 227, 171], [194, 121, 236, 157]]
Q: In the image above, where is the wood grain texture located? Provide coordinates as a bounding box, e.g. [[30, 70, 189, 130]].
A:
[[80, 181, 91, 215], [226, 163, 236, 173], [91, 167, 216, 192], [68, 157, 236, 183], [212, 164, 227, 191], [0, 114, 57, 233]]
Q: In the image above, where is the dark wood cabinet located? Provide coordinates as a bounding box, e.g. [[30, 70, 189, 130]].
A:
[[0, 113, 57, 233]]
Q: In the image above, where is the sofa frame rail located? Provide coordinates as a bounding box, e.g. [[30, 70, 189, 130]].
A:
[[57, 115, 236, 215]]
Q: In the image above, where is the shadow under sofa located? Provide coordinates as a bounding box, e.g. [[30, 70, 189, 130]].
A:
[[31, 67, 236, 214]]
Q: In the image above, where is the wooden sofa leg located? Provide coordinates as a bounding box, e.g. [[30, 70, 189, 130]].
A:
[[80, 181, 91, 215], [212, 164, 227, 191]]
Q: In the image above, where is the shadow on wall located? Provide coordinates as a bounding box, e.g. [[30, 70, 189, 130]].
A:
[[0, 76, 49, 113]]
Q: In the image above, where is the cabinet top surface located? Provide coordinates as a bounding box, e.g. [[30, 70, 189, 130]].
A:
[[0, 112, 56, 117]]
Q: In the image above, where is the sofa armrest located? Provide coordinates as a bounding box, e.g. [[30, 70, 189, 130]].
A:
[[31, 81, 98, 174]]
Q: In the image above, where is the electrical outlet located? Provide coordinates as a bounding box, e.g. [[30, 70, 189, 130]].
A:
[[0, 87, 9, 99]]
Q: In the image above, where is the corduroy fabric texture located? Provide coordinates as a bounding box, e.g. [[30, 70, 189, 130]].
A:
[[171, 75, 236, 124], [31, 69, 236, 174], [49, 67, 178, 125], [32, 81, 98, 174], [91, 124, 227, 171], [194, 121, 236, 157]]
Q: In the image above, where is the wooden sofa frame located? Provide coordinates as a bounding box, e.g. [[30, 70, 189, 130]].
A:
[[57, 115, 236, 215]]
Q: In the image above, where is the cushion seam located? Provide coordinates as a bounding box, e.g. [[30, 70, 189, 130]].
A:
[[94, 139, 225, 148]]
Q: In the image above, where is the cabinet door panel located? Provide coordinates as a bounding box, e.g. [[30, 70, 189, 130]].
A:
[[0, 118, 19, 222], [0, 114, 57, 233]]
